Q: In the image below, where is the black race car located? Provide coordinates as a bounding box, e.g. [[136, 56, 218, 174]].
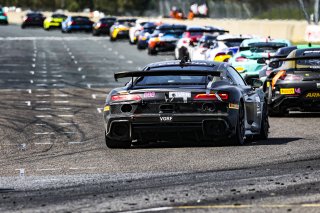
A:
[[21, 12, 45, 29], [266, 48, 320, 116], [103, 60, 269, 148], [92, 17, 116, 36]]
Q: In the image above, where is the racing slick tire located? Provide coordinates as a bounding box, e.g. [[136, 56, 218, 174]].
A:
[[110, 36, 116, 42], [258, 102, 269, 140], [229, 102, 245, 145], [105, 131, 131, 149], [148, 47, 157, 55]]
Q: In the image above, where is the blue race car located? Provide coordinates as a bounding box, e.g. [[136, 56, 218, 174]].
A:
[[61, 16, 93, 33], [137, 22, 158, 50]]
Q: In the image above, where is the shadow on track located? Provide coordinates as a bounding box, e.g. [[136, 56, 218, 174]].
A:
[[130, 137, 302, 149]]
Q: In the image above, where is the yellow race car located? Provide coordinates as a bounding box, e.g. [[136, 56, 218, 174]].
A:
[[43, 13, 67, 30], [109, 18, 136, 41]]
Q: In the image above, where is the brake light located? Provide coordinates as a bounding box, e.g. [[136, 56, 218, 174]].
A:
[[236, 56, 249, 62], [111, 94, 141, 102], [3, 12, 7, 17], [194, 92, 229, 101], [271, 70, 286, 89]]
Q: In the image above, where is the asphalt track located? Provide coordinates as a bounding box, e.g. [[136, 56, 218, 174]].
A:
[[0, 25, 320, 213]]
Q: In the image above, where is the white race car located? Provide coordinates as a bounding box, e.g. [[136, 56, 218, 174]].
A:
[[129, 19, 148, 44]]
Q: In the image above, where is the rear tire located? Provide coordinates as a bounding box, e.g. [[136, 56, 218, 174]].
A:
[[110, 36, 116, 42], [258, 102, 269, 140], [229, 102, 245, 145], [148, 47, 157, 55], [105, 132, 131, 149]]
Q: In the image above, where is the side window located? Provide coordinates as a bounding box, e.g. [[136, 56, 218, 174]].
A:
[[227, 67, 246, 86]]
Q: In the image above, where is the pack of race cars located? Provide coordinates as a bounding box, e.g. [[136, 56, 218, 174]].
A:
[[17, 12, 320, 147]]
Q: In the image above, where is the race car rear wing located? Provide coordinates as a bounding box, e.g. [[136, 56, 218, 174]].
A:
[[114, 70, 220, 81]]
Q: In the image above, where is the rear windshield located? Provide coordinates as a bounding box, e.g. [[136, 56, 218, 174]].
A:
[[101, 18, 116, 23], [248, 42, 288, 53], [223, 39, 245, 47], [27, 13, 43, 17], [73, 17, 90, 21], [52, 14, 67, 18], [135, 75, 220, 86], [296, 50, 320, 66]]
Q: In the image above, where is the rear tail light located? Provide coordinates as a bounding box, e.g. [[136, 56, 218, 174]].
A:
[[194, 92, 229, 101], [111, 94, 141, 102], [235, 56, 249, 62], [3, 12, 7, 17], [68, 21, 75, 26]]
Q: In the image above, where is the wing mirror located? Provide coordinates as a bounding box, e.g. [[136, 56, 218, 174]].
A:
[[257, 58, 266, 64], [251, 78, 263, 88], [269, 61, 280, 69]]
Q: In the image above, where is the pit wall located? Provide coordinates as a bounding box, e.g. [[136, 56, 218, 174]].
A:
[[7, 11, 309, 43]]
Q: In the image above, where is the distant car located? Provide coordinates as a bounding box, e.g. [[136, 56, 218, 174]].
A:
[[61, 16, 93, 33], [43, 13, 67, 30], [189, 34, 217, 60], [0, 7, 8, 25], [109, 18, 137, 41], [229, 38, 291, 83], [174, 26, 206, 60], [148, 24, 187, 55], [129, 20, 148, 44], [266, 48, 320, 116], [258, 46, 298, 85], [103, 60, 269, 148], [21, 12, 45, 28], [205, 34, 253, 61], [137, 22, 158, 50], [92, 17, 116, 36]]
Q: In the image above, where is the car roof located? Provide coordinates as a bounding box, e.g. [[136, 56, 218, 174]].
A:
[[143, 60, 228, 72]]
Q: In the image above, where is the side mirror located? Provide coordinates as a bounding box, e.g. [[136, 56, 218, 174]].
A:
[[257, 58, 266, 64], [269, 61, 280, 69], [251, 79, 263, 88]]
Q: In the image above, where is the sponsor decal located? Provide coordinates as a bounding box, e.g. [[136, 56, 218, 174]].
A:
[[118, 91, 129, 95], [103, 105, 110, 112], [295, 88, 301, 94], [266, 81, 270, 87], [235, 67, 245, 72], [169, 92, 191, 103], [160, 116, 173, 122], [306, 92, 320, 98], [229, 103, 239, 109], [280, 88, 295, 95], [317, 83, 320, 88], [144, 92, 155, 98]]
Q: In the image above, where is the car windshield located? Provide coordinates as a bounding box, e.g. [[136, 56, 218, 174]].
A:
[[73, 17, 90, 21], [248, 42, 287, 53], [101, 18, 116, 23], [223, 39, 244, 47], [52, 14, 67, 18], [134, 75, 221, 86], [27, 13, 43, 17]]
